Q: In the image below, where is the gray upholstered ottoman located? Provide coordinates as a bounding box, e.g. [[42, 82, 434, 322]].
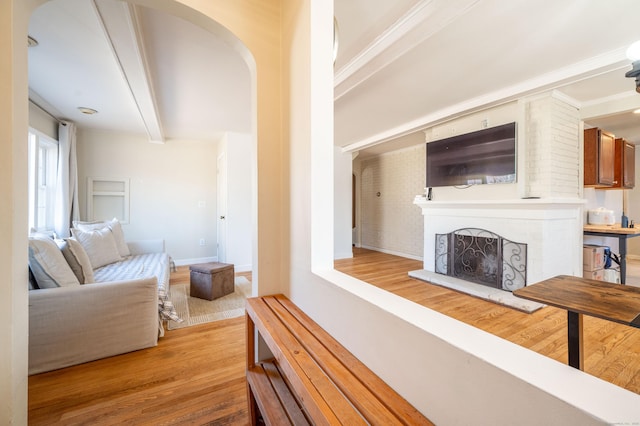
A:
[[189, 262, 235, 301]]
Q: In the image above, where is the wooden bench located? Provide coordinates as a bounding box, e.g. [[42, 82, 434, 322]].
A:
[[245, 294, 433, 425]]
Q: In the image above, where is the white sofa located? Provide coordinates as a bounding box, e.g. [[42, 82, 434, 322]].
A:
[[28, 225, 179, 374]]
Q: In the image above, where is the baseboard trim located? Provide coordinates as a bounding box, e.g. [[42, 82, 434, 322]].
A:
[[360, 245, 422, 261], [335, 251, 354, 260], [174, 256, 217, 266], [173, 257, 252, 272], [233, 263, 252, 273]]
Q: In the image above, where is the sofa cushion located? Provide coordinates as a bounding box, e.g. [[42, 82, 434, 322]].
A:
[[57, 238, 95, 284], [93, 252, 180, 324], [73, 218, 130, 258], [71, 227, 122, 269], [28, 236, 81, 288], [28, 267, 38, 290]]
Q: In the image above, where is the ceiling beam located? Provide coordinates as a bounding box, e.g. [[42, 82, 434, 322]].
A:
[[93, 0, 164, 143]]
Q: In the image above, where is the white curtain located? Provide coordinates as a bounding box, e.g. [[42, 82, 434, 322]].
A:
[[54, 121, 80, 238]]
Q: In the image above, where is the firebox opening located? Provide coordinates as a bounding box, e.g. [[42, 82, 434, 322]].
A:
[[435, 228, 527, 292]]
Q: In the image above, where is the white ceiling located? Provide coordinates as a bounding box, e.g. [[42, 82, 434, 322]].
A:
[[28, 0, 251, 143], [28, 0, 640, 154], [334, 0, 640, 156]]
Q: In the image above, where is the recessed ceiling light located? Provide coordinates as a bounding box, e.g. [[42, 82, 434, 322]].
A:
[[27, 36, 38, 47], [634, 108, 640, 114], [77, 107, 98, 115]]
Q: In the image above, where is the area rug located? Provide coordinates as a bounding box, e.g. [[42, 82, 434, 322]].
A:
[[408, 270, 545, 313], [167, 276, 252, 330]]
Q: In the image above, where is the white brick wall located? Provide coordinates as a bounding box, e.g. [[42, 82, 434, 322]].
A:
[[360, 145, 425, 258], [525, 94, 581, 198], [358, 92, 581, 262]]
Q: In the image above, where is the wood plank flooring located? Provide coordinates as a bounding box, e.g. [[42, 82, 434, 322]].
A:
[[28, 251, 640, 425], [28, 267, 250, 426], [335, 248, 640, 394]]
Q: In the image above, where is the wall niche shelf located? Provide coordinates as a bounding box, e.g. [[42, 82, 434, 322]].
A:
[[87, 177, 130, 224]]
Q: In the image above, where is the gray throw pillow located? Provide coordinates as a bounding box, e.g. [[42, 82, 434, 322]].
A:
[[57, 238, 95, 284], [71, 227, 123, 269], [28, 236, 81, 288]]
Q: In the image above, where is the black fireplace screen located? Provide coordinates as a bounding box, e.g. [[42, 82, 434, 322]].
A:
[[435, 228, 527, 291]]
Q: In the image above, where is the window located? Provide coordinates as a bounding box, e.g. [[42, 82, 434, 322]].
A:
[[28, 129, 58, 233]]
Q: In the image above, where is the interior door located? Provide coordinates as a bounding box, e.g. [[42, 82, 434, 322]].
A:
[[217, 152, 227, 263]]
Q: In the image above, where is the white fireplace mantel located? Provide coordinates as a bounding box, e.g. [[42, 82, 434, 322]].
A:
[[414, 196, 585, 285], [414, 196, 585, 209]]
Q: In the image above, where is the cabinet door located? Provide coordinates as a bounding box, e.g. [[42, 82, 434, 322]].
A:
[[612, 138, 636, 189], [623, 140, 635, 188], [585, 128, 615, 186], [598, 130, 615, 186], [584, 128, 600, 186]]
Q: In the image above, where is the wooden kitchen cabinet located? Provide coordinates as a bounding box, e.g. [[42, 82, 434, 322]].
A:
[[612, 138, 635, 189], [584, 128, 615, 186]]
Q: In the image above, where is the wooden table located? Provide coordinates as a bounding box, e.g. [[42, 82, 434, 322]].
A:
[[583, 223, 640, 284], [513, 275, 640, 370]]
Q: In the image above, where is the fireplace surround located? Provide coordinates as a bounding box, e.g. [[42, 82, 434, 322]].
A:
[[414, 197, 584, 286], [435, 228, 527, 291]]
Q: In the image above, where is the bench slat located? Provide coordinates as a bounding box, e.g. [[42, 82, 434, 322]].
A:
[[262, 361, 310, 425], [270, 295, 432, 425], [247, 364, 293, 425], [247, 361, 311, 425], [247, 298, 362, 424], [246, 295, 433, 425], [263, 296, 413, 424]]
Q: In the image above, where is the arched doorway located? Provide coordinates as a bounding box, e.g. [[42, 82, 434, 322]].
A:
[[4, 1, 286, 422]]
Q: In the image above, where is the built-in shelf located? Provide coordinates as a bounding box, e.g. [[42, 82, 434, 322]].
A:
[[87, 177, 130, 224]]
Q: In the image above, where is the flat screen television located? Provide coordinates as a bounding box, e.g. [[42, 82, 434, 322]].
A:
[[426, 122, 516, 187]]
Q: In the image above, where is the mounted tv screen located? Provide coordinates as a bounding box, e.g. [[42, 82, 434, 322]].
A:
[[426, 122, 516, 187]]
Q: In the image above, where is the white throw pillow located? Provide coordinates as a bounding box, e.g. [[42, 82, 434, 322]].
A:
[[57, 238, 95, 284], [107, 219, 130, 258], [72, 220, 103, 228], [71, 227, 123, 269], [28, 236, 81, 288], [73, 218, 130, 258], [30, 230, 54, 240]]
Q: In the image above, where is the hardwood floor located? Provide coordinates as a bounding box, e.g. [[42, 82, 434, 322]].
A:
[[28, 252, 640, 424], [28, 267, 250, 426], [335, 248, 640, 395]]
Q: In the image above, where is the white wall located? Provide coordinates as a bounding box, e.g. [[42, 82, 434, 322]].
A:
[[2, 1, 31, 422], [76, 128, 219, 264], [359, 145, 424, 259], [334, 146, 353, 259], [624, 147, 640, 257], [220, 132, 253, 271], [286, 3, 640, 425]]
